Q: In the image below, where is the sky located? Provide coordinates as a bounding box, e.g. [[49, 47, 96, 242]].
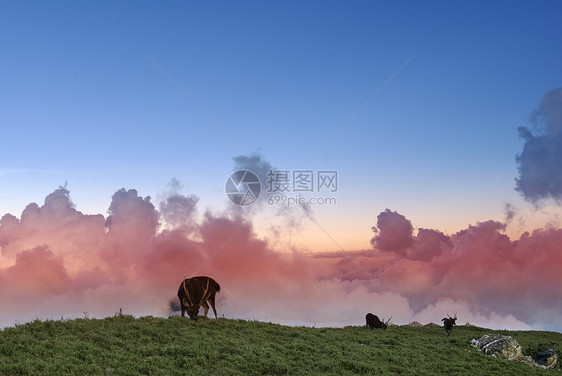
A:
[[1, 1, 562, 331]]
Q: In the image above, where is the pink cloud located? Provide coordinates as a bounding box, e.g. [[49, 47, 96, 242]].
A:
[[1, 246, 69, 297], [370, 209, 415, 255], [0, 187, 561, 332]]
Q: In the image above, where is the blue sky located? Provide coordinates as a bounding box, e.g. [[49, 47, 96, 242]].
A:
[[1, 1, 561, 251]]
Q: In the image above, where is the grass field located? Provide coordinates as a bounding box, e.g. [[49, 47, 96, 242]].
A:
[[0, 314, 560, 375]]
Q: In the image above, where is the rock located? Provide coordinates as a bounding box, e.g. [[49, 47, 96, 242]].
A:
[[424, 322, 440, 328], [535, 349, 558, 369], [470, 334, 560, 370], [470, 334, 523, 361], [465, 322, 474, 326], [408, 321, 423, 327]]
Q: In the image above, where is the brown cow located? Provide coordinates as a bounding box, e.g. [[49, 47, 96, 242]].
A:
[[177, 276, 221, 320]]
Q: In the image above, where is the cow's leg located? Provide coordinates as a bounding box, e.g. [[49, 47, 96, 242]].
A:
[[208, 293, 218, 318], [180, 299, 185, 317]]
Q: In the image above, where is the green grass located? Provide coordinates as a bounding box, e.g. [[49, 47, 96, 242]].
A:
[[0, 315, 560, 375]]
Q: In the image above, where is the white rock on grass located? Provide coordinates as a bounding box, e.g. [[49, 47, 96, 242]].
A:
[[470, 334, 559, 370]]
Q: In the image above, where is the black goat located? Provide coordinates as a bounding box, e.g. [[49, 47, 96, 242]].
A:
[[366, 313, 392, 330], [441, 313, 457, 336]]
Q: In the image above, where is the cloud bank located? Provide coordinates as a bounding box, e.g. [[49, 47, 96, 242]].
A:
[[0, 185, 560, 332]]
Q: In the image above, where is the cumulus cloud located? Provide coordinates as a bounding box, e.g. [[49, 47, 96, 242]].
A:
[[1, 246, 69, 296], [409, 228, 449, 262], [515, 88, 562, 203], [233, 153, 274, 193], [0, 183, 317, 327], [328, 210, 562, 331], [231, 153, 313, 245], [158, 178, 199, 232], [370, 209, 416, 255], [0, 184, 561, 332]]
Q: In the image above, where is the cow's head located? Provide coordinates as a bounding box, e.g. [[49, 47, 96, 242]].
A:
[[183, 301, 200, 320], [182, 279, 201, 320], [381, 316, 392, 330], [448, 313, 457, 324]]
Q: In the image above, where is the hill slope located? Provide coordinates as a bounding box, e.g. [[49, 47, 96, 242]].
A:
[[0, 315, 560, 375]]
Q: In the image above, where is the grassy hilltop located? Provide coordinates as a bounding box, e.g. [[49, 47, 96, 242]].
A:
[[0, 315, 560, 375]]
